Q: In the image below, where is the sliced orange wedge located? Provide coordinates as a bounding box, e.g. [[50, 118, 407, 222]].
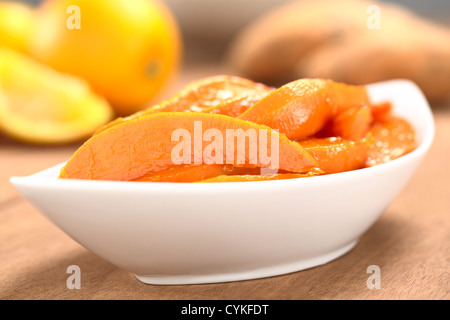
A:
[[0, 49, 114, 144]]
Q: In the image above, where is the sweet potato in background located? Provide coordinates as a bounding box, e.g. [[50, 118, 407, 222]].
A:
[[227, 0, 450, 103]]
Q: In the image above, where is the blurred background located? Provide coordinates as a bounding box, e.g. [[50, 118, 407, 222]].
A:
[[0, 0, 449, 145], [20, 0, 450, 64]]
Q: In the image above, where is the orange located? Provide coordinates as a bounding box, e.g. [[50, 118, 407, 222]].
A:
[[0, 1, 34, 53], [0, 48, 114, 144], [29, 0, 182, 116]]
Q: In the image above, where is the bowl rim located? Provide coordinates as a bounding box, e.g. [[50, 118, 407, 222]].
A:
[[10, 79, 435, 193]]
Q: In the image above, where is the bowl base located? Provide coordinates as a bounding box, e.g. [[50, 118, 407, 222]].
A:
[[135, 240, 358, 285]]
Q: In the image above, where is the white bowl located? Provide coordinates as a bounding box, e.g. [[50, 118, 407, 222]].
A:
[[10, 80, 434, 285]]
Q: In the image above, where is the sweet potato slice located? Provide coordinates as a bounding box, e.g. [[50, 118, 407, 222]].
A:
[[147, 75, 272, 114], [238, 79, 370, 140], [95, 75, 273, 134], [201, 87, 272, 118], [131, 164, 226, 182], [132, 164, 292, 182], [366, 117, 416, 167], [300, 136, 371, 174], [60, 112, 318, 181], [370, 102, 393, 123], [330, 106, 373, 141], [197, 173, 314, 183]]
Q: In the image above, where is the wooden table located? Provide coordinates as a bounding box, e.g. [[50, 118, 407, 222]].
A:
[[1, 68, 449, 300]]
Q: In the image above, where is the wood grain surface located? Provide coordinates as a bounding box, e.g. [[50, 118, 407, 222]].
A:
[[0, 68, 449, 300]]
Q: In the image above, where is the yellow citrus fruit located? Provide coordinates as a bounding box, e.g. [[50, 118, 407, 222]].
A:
[[0, 1, 34, 53], [29, 0, 182, 116], [0, 48, 114, 144]]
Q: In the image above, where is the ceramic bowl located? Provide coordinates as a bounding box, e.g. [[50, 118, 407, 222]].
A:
[[10, 80, 434, 285]]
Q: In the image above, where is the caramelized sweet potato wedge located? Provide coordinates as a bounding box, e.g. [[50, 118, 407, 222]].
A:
[[239, 79, 371, 140], [197, 173, 315, 183], [60, 112, 318, 181], [330, 106, 373, 141], [131, 165, 226, 182], [201, 89, 271, 118], [370, 102, 393, 123], [61, 76, 417, 183], [366, 117, 416, 167], [95, 75, 273, 134], [300, 136, 371, 174]]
